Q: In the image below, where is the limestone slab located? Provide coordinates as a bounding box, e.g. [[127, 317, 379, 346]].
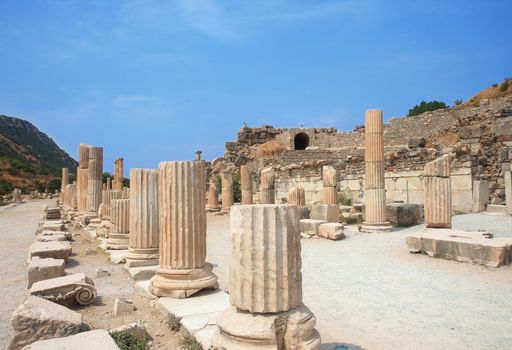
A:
[[28, 241, 71, 262], [23, 330, 119, 350], [310, 204, 339, 222], [156, 289, 229, 319], [126, 265, 156, 281], [386, 203, 421, 227], [317, 222, 345, 240], [27, 257, 65, 288], [29, 273, 97, 306], [405, 229, 512, 267], [300, 219, 327, 236]]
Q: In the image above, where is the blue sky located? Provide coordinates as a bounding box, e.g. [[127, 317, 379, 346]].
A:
[[0, 0, 510, 173]]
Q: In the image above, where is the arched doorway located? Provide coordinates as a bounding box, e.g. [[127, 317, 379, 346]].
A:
[[294, 132, 309, 150]]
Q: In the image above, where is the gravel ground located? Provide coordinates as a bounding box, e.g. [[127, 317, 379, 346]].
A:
[[206, 212, 512, 350], [0, 199, 52, 347]]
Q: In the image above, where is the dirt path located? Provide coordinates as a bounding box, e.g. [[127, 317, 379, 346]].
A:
[[0, 199, 52, 347]]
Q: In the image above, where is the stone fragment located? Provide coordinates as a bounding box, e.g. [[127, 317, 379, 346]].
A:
[[258, 167, 275, 204], [207, 178, 220, 212], [408, 137, 426, 148], [27, 257, 65, 288], [424, 154, 452, 228], [505, 169, 512, 215], [85, 248, 97, 255], [113, 157, 124, 191], [322, 166, 337, 205], [300, 219, 327, 237], [240, 165, 253, 204], [472, 180, 489, 213], [310, 204, 339, 222], [318, 222, 344, 240], [288, 185, 305, 207], [28, 241, 71, 262], [42, 207, 61, 220], [7, 296, 87, 350], [86, 147, 103, 213], [150, 161, 218, 298], [114, 298, 136, 316], [386, 203, 421, 227], [221, 171, 233, 211], [362, 109, 391, 232], [23, 330, 119, 350], [36, 233, 67, 242], [107, 199, 130, 250], [37, 221, 65, 233], [29, 273, 97, 306], [96, 268, 111, 278]]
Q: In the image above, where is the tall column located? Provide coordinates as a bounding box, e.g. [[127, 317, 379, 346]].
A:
[[76, 144, 90, 213], [362, 109, 391, 232], [61, 168, 69, 191], [288, 185, 305, 207], [221, 171, 233, 211], [206, 178, 220, 211], [322, 166, 337, 205], [240, 165, 253, 205], [505, 166, 512, 215], [87, 147, 103, 213], [213, 204, 321, 349], [100, 189, 122, 219], [106, 177, 111, 191], [107, 198, 130, 249], [258, 167, 275, 204], [126, 169, 159, 267], [113, 158, 124, 191], [424, 154, 452, 228], [150, 161, 218, 298]]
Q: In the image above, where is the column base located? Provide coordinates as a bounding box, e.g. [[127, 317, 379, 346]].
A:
[[213, 304, 321, 350], [206, 205, 221, 212], [149, 264, 218, 298], [361, 221, 393, 232], [106, 233, 129, 250], [125, 247, 159, 267]]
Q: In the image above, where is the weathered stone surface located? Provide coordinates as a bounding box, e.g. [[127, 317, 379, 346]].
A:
[[87, 147, 103, 213], [38, 221, 65, 232], [424, 153, 451, 177], [362, 109, 391, 232], [36, 233, 67, 242], [505, 169, 512, 215], [221, 171, 233, 210], [7, 296, 87, 350], [27, 257, 65, 288], [28, 241, 71, 262], [405, 229, 512, 267], [43, 207, 61, 220], [229, 205, 302, 313], [240, 165, 253, 205], [386, 203, 421, 227], [207, 178, 220, 211], [322, 166, 337, 205], [126, 169, 159, 267], [310, 204, 339, 222], [150, 161, 218, 298], [114, 298, 135, 316], [317, 222, 344, 240], [472, 180, 489, 213], [424, 155, 452, 228], [113, 157, 124, 191], [29, 273, 97, 306], [23, 330, 119, 350], [300, 219, 327, 237], [408, 137, 427, 149], [76, 168, 89, 213], [258, 167, 275, 204], [288, 185, 305, 207], [107, 199, 130, 250]]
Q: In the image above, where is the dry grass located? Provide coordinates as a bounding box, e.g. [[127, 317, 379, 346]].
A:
[[462, 78, 512, 107], [256, 140, 286, 158]]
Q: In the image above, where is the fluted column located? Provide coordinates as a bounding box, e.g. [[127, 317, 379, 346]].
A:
[[61, 168, 69, 192], [240, 165, 253, 205], [87, 147, 103, 213], [424, 154, 452, 228], [113, 158, 124, 191], [288, 185, 306, 206], [213, 204, 321, 349], [221, 171, 233, 211], [258, 167, 275, 204], [206, 178, 219, 210], [107, 198, 130, 249], [362, 109, 391, 232], [126, 169, 159, 267], [322, 166, 337, 205], [106, 177, 111, 191], [150, 161, 218, 298], [100, 190, 122, 219], [505, 167, 512, 215], [76, 144, 90, 213]]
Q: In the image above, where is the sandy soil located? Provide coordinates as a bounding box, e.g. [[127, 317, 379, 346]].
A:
[[206, 212, 512, 350]]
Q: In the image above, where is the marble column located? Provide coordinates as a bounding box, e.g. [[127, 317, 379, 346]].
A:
[[206, 178, 220, 211], [107, 198, 130, 249], [100, 189, 122, 219], [76, 144, 90, 213], [150, 161, 218, 298], [505, 167, 512, 215], [258, 167, 275, 204], [106, 177, 111, 191], [87, 147, 103, 213], [221, 171, 233, 211], [213, 204, 321, 349], [322, 166, 337, 205], [240, 165, 253, 205], [424, 154, 452, 228], [361, 109, 391, 232], [113, 158, 124, 191], [61, 168, 69, 192], [288, 185, 306, 207], [126, 169, 159, 267]]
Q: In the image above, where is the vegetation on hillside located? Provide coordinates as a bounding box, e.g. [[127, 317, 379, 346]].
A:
[[464, 77, 512, 106], [407, 101, 448, 117]]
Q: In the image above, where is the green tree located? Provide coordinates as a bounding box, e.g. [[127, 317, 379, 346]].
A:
[[407, 100, 448, 117]]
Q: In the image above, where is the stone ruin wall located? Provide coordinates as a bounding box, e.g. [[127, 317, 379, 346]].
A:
[[220, 96, 512, 213]]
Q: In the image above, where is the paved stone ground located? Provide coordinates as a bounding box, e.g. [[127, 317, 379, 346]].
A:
[[206, 212, 512, 350], [0, 199, 52, 347]]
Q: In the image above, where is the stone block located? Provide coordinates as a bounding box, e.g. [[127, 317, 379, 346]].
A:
[[408, 137, 426, 148], [28, 241, 71, 262], [29, 273, 97, 306], [386, 203, 421, 227], [310, 204, 339, 222], [472, 180, 489, 213], [114, 298, 136, 316], [126, 265, 156, 281], [37, 221, 65, 233], [487, 204, 508, 214], [6, 296, 87, 350], [27, 257, 65, 288], [96, 268, 111, 278], [317, 223, 344, 240], [405, 229, 512, 267], [300, 219, 327, 236], [23, 330, 119, 350], [36, 233, 67, 242]]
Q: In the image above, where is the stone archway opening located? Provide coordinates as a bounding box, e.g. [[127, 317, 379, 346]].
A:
[[294, 132, 309, 150]]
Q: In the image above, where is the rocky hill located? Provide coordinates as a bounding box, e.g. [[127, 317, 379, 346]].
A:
[[0, 115, 77, 194]]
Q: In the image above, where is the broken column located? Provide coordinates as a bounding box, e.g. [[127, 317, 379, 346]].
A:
[[240, 165, 253, 204], [206, 178, 220, 211], [113, 158, 124, 191], [361, 109, 391, 232], [424, 154, 452, 228], [61, 168, 69, 202], [213, 204, 321, 349], [107, 198, 130, 249], [126, 169, 159, 267], [76, 144, 90, 212], [258, 166, 275, 204], [86, 147, 103, 213], [195, 150, 202, 161], [505, 166, 512, 215], [472, 180, 489, 213], [288, 185, 306, 207], [322, 166, 337, 205], [100, 190, 122, 219], [150, 161, 218, 298], [221, 171, 233, 211]]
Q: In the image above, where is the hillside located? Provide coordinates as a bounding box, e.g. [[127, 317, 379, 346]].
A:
[[0, 115, 78, 194]]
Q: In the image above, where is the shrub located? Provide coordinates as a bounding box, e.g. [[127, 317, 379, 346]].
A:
[[337, 191, 352, 206], [0, 180, 13, 195], [184, 336, 203, 350], [500, 80, 510, 92], [454, 99, 462, 106], [110, 330, 149, 350], [166, 313, 181, 331], [232, 172, 241, 203], [257, 141, 286, 157], [407, 100, 448, 117]]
